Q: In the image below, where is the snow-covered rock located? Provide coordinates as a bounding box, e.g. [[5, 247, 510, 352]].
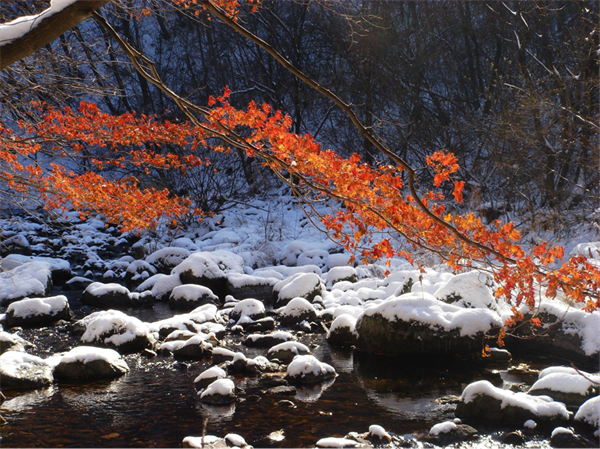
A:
[[0, 261, 53, 305], [325, 266, 358, 288], [243, 331, 294, 348], [274, 272, 324, 306], [315, 437, 358, 448], [194, 366, 227, 390], [279, 297, 318, 325], [0, 331, 33, 354], [354, 292, 501, 356], [1, 254, 71, 284], [0, 351, 53, 388], [79, 309, 155, 354], [575, 396, 600, 436], [229, 298, 266, 322], [528, 366, 599, 406], [327, 314, 358, 346], [145, 247, 191, 274], [285, 354, 337, 384], [267, 341, 311, 364], [4, 295, 72, 329], [425, 421, 479, 446], [199, 378, 236, 404], [169, 284, 220, 311], [434, 270, 498, 310], [173, 334, 214, 360], [456, 380, 571, 426], [81, 282, 132, 309], [52, 346, 129, 380], [173, 250, 244, 296]]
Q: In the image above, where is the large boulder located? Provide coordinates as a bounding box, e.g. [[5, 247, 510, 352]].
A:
[[326, 314, 358, 346], [455, 380, 571, 427], [354, 292, 501, 356], [225, 274, 279, 301], [4, 295, 73, 328], [425, 421, 479, 446], [81, 282, 132, 309], [574, 396, 600, 436], [0, 351, 54, 388], [229, 298, 266, 322], [1, 254, 71, 285], [53, 346, 129, 380], [267, 341, 311, 364], [199, 379, 236, 405], [505, 302, 600, 370]]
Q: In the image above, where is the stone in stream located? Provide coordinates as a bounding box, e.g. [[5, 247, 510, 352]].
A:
[[243, 331, 295, 348], [0, 331, 34, 354], [228, 298, 266, 322], [273, 273, 324, 306], [194, 366, 227, 390], [528, 366, 599, 408], [354, 292, 500, 357], [169, 284, 220, 311], [278, 297, 318, 325], [3, 295, 73, 329], [285, 355, 337, 385], [0, 351, 53, 388], [53, 346, 129, 380], [455, 380, 571, 427], [199, 378, 236, 405], [425, 420, 479, 446], [81, 282, 132, 309], [267, 341, 311, 364]]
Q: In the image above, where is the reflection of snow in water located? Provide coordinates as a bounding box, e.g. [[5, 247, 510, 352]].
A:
[[294, 377, 336, 403], [368, 393, 453, 421], [1, 386, 55, 412]]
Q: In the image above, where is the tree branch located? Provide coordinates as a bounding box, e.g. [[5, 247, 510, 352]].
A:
[[0, 0, 111, 71]]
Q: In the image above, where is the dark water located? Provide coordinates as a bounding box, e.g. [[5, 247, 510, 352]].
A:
[[1, 300, 554, 448]]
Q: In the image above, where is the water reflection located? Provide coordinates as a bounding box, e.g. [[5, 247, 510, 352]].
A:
[[1, 386, 55, 412], [196, 402, 236, 419], [295, 377, 336, 403]]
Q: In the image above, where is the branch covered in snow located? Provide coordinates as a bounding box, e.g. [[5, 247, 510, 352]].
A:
[[0, 0, 111, 71]]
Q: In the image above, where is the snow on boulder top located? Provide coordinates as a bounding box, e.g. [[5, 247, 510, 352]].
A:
[[200, 378, 235, 399], [325, 266, 357, 287], [360, 292, 501, 337], [328, 314, 357, 335], [7, 295, 69, 318], [79, 309, 153, 347], [0, 261, 52, 304], [170, 284, 218, 302], [575, 396, 600, 429], [286, 355, 336, 380], [530, 370, 600, 396], [84, 282, 130, 297], [429, 421, 457, 436], [1, 254, 70, 272], [434, 270, 497, 309], [57, 346, 124, 365], [173, 250, 244, 280], [231, 298, 265, 318], [460, 380, 570, 419], [281, 297, 316, 317], [145, 247, 191, 267], [194, 366, 227, 384], [315, 437, 359, 448], [537, 301, 600, 356], [276, 273, 323, 302]]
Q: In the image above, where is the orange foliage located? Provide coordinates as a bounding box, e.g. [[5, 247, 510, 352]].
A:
[[2, 85, 599, 314]]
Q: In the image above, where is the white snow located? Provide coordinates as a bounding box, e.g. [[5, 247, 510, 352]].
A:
[[328, 314, 357, 336], [315, 437, 358, 448], [268, 341, 310, 358], [145, 247, 191, 267], [224, 434, 247, 448], [551, 427, 573, 437], [536, 301, 600, 356], [360, 292, 502, 336], [276, 273, 322, 302], [79, 309, 153, 347], [7, 295, 68, 318], [227, 273, 279, 288], [429, 421, 457, 435], [434, 270, 497, 310], [84, 282, 130, 297], [529, 370, 599, 396], [0, 261, 52, 304], [523, 419, 537, 429], [368, 425, 390, 439], [574, 396, 600, 429], [194, 366, 227, 384], [170, 284, 218, 302], [0, 350, 51, 377], [460, 380, 571, 419], [281, 297, 316, 317], [1, 254, 70, 272], [231, 298, 265, 318], [286, 355, 336, 379], [55, 346, 124, 364], [200, 378, 235, 399]]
